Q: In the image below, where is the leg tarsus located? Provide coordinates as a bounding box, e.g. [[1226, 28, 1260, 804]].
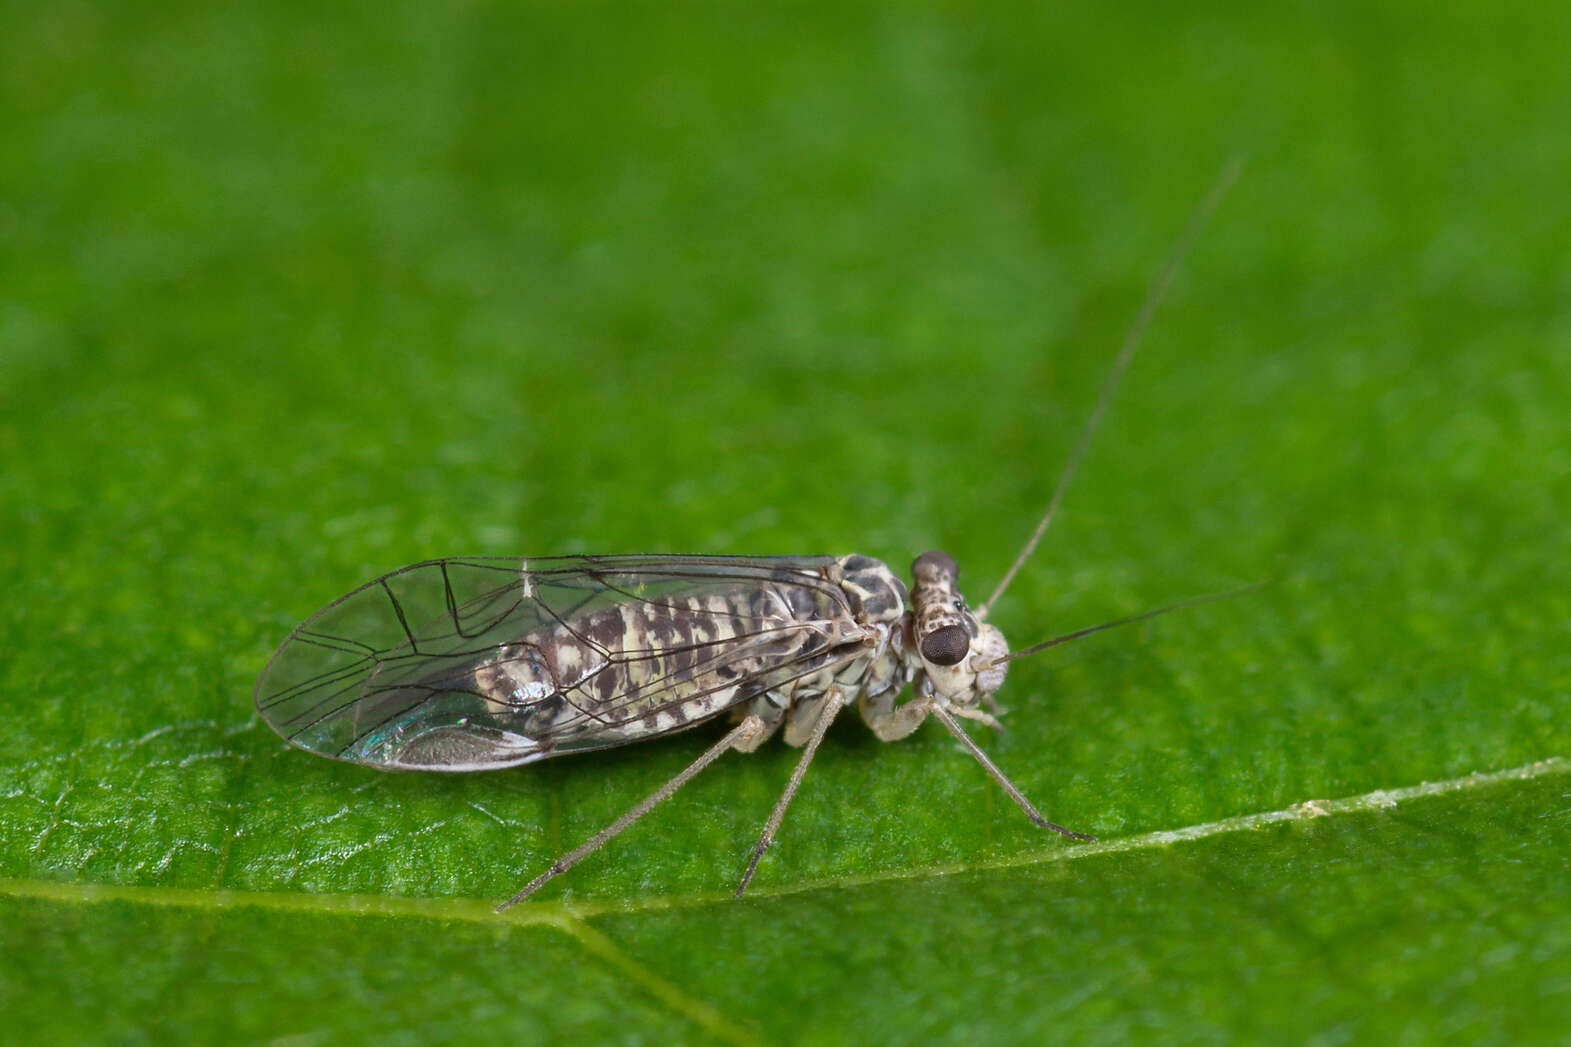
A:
[[950, 704, 1006, 733]]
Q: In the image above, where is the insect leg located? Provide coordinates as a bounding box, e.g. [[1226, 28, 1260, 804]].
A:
[[948, 704, 1006, 733], [858, 689, 935, 743], [928, 703, 1094, 841], [495, 714, 770, 912], [734, 686, 848, 898]]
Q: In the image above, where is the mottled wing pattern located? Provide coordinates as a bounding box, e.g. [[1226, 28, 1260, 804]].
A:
[[254, 555, 863, 771]]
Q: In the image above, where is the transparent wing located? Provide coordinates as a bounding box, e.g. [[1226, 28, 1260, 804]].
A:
[[254, 555, 867, 771]]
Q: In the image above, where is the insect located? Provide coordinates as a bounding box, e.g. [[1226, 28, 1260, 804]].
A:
[[255, 160, 1244, 910]]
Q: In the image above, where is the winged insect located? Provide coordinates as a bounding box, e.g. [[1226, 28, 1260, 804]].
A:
[[255, 160, 1245, 909]]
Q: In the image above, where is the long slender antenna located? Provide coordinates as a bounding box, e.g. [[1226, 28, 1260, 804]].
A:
[[983, 579, 1270, 668], [980, 156, 1246, 617]]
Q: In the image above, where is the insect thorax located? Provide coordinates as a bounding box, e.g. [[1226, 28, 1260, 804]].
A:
[[833, 554, 909, 628]]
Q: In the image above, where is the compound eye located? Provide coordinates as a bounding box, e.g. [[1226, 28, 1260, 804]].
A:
[[920, 623, 971, 666]]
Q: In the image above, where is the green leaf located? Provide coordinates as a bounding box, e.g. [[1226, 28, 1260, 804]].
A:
[[2, 2, 1567, 1043]]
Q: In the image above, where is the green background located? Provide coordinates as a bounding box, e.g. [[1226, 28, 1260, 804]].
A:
[[3, 2, 1568, 1044]]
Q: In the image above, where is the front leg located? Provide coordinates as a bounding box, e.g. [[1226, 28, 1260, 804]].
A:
[[858, 685, 935, 742], [949, 704, 1006, 733]]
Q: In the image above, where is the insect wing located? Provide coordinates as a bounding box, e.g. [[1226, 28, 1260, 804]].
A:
[[254, 555, 858, 771]]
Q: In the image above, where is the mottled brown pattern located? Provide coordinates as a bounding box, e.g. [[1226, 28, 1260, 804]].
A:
[[258, 556, 905, 769], [254, 552, 1010, 773]]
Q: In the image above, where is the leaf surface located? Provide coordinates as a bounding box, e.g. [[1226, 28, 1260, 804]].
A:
[[2, 1, 1567, 1043]]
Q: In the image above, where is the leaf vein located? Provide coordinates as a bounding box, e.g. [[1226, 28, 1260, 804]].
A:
[[0, 756, 1562, 924]]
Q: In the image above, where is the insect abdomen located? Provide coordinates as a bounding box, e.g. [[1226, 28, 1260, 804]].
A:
[[472, 578, 856, 757], [257, 554, 885, 772]]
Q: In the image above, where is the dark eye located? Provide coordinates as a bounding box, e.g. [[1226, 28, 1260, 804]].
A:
[[920, 624, 970, 666]]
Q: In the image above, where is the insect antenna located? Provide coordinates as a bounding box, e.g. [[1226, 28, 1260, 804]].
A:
[[982, 579, 1271, 669], [979, 155, 1246, 618], [947, 579, 1266, 844]]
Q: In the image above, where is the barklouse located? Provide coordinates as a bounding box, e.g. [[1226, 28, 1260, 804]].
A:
[[254, 160, 1245, 910]]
